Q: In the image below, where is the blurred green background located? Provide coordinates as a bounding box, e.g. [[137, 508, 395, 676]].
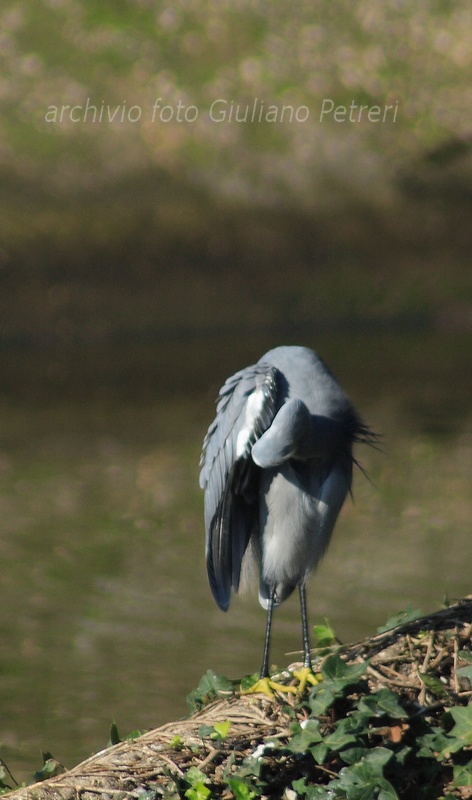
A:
[[1, 0, 472, 786], [2, 0, 472, 343]]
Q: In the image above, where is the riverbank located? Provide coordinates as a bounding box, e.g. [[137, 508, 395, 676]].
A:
[[3, 600, 472, 799]]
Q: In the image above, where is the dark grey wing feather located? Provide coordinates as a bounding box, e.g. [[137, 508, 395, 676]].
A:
[[199, 363, 278, 610]]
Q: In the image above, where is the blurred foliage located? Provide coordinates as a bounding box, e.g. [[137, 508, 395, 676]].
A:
[[1, 0, 472, 341], [2, 0, 472, 203]]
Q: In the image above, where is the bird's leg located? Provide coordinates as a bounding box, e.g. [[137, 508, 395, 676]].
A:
[[260, 586, 276, 678], [299, 583, 312, 670], [287, 584, 320, 692], [243, 585, 317, 699], [243, 586, 298, 698]]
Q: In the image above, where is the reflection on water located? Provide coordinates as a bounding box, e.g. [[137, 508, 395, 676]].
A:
[[0, 330, 471, 782]]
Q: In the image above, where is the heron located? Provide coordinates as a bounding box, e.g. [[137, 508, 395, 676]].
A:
[[199, 345, 374, 680]]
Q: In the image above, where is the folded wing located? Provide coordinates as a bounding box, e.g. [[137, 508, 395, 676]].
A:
[[199, 363, 279, 610]]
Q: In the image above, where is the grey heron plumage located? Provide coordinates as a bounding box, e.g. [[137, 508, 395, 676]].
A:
[[199, 345, 374, 678]]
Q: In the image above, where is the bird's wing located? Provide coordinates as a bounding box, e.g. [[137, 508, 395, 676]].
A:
[[199, 363, 279, 610]]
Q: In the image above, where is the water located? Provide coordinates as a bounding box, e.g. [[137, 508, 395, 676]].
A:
[[0, 329, 471, 784]]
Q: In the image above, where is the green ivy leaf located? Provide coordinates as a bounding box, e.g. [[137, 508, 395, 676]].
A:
[[340, 746, 369, 765], [187, 670, 234, 712], [392, 745, 412, 767], [308, 685, 335, 716], [198, 725, 216, 738], [313, 622, 337, 649], [457, 665, 472, 686], [362, 747, 394, 771], [377, 606, 423, 633], [184, 783, 210, 800], [332, 748, 398, 800], [227, 777, 258, 800], [323, 717, 360, 752], [322, 731, 359, 753], [417, 730, 452, 760], [107, 722, 142, 746], [292, 777, 331, 798], [309, 742, 329, 765], [452, 761, 472, 787], [458, 650, 472, 663], [321, 654, 368, 690], [123, 729, 143, 741], [33, 756, 65, 782], [446, 703, 472, 748], [198, 720, 231, 740], [419, 673, 447, 697], [184, 767, 210, 800], [357, 689, 406, 720], [185, 767, 208, 787], [239, 674, 259, 692], [287, 720, 323, 753], [170, 735, 182, 749], [213, 720, 231, 739]]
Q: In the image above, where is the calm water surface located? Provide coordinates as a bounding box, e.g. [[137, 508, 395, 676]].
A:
[[0, 330, 471, 783]]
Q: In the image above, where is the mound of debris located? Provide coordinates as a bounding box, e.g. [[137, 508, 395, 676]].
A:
[[3, 599, 472, 800]]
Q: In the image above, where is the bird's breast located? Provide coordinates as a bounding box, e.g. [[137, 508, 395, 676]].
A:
[[259, 463, 323, 585], [257, 456, 350, 600]]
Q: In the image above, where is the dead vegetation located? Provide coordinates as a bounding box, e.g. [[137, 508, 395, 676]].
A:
[[3, 599, 472, 800]]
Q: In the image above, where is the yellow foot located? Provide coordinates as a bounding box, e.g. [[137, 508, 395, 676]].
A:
[[242, 676, 298, 700], [242, 668, 321, 699], [291, 666, 321, 693]]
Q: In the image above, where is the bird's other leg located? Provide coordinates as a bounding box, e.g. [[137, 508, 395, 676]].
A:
[[299, 583, 312, 670], [260, 586, 276, 678], [290, 584, 320, 691], [243, 586, 299, 698]]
